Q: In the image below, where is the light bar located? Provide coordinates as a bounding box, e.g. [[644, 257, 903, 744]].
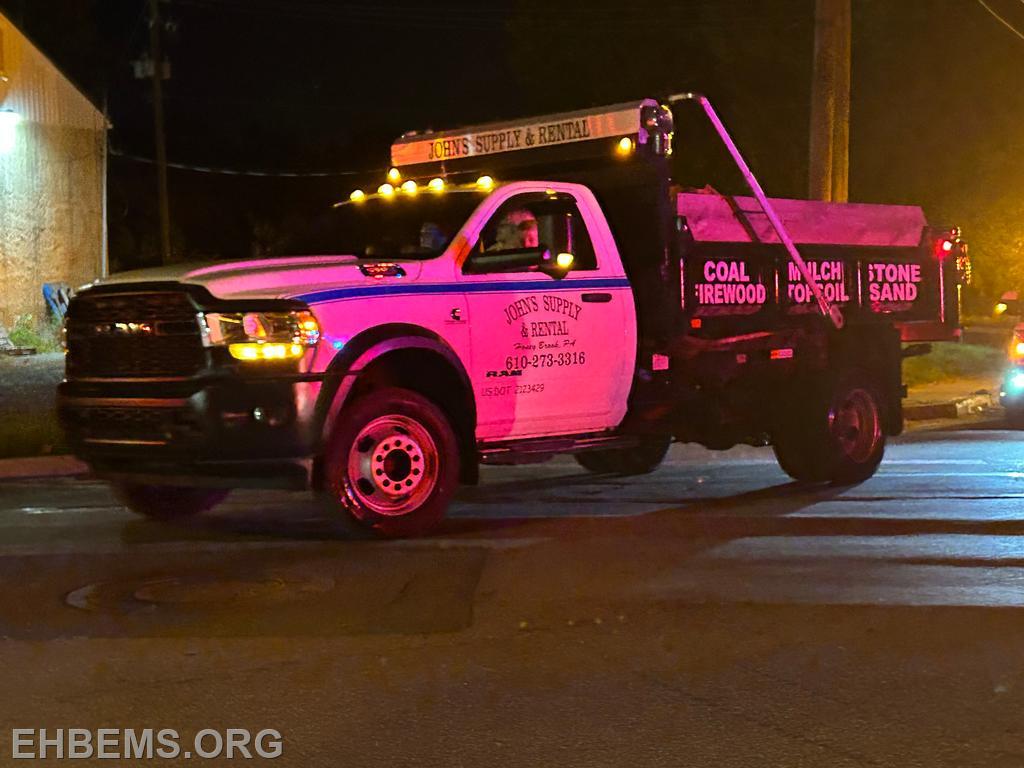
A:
[[337, 179, 493, 207]]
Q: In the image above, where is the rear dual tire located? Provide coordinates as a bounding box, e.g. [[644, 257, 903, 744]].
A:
[[772, 371, 885, 484]]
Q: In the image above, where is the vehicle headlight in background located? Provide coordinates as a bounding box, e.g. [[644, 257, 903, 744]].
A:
[[201, 310, 320, 361]]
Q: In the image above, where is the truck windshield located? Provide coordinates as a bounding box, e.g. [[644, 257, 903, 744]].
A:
[[284, 191, 486, 260]]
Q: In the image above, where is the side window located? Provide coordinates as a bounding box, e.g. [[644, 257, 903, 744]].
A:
[[463, 192, 598, 275]]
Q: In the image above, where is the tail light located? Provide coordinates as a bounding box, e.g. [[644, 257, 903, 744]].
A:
[[1011, 324, 1024, 363], [933, 227, 971, 285]]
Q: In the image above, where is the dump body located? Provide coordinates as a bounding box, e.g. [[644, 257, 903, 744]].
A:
[[677, 193, 963, 343]]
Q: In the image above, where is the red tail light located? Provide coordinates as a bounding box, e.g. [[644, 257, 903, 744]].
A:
[[934, 227, 961, 259], [1011, 325, 1024, 363]]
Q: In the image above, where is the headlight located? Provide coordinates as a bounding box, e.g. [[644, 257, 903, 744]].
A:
[[201, 310, 320, 361]]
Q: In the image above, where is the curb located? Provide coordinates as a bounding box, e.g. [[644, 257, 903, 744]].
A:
[[0, 455, 89, 480], [904, 392, 997, 421]]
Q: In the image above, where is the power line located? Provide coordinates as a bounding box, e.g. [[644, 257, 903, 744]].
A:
[[977, 0, 1024, 43], [169, 0, 803, 31], [109, 147, 370, 177]]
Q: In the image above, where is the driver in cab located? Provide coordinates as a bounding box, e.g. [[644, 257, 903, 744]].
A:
[[490, 209, 539, 251]]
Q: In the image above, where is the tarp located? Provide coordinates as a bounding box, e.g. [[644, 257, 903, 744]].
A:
[[677, 193, 928, 248]]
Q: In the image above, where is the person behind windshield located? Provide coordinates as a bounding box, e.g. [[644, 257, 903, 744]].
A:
[[398, 221, 449, 256], [419, 222, 448, 252], [491, 208, 539, 251]]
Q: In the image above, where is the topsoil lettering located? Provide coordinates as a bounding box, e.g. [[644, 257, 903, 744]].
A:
[[787, 261, 850, 304]]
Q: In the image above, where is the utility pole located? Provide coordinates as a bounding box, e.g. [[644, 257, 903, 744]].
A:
[[148, 0, 171, 263], [808, 0, 851, 202]]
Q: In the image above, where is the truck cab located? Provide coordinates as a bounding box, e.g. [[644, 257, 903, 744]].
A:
[[58, 98, 969, 536]]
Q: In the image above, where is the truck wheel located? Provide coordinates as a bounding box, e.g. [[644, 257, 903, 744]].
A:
[[322, 387, 459, 538], [113, 483, 229, 520], [575, 436, 671, 476], [773, 372, 885, 484]]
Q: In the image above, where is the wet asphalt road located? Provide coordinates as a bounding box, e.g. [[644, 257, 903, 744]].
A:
[[1, 419, 1024, 766]]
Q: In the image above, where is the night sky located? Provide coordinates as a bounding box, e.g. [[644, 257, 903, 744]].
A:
[[3, 0, 1024, 304]]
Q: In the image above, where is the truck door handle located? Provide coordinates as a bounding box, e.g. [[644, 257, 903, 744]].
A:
[[581, 292, 612, 303]]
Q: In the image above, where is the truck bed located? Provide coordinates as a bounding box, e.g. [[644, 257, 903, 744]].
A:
[[677, 192, 961, 342]]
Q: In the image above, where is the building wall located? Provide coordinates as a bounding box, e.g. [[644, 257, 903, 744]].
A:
[[0, 121, 105, 326], [0, 12, 106, 328]]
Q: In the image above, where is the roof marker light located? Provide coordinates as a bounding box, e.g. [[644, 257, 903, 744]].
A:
[[400, 179, 418, 196], [616, 136, 634, 156], [349, 189, 366, 203], [377, 183, 395, 197], [387, 167, 402, 182], [476, 175, 495, 191], [427, 177, 446, 193]]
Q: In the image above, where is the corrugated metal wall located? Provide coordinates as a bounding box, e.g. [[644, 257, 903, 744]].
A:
[[0, 11, 107, 327], [0, 12, 105, 131]]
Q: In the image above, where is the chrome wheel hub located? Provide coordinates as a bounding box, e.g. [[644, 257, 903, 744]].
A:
[[347, 415, 438, 516], [829, 388, 881, 464]]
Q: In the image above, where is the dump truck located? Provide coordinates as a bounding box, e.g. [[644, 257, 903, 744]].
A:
[[58, 95, 970, 535]]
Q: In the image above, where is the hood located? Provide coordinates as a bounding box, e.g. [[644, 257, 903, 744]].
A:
[[95, 255, 428, 301]]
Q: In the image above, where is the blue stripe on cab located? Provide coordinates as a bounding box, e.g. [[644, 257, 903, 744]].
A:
[[296, 277, 631, 304]]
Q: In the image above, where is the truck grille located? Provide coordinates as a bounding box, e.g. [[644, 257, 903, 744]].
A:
[[62, 405, 186, 445], [66, 290, 206, 378]]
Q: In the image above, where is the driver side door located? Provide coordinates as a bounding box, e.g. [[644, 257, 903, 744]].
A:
[[458, 189, 630, 441]]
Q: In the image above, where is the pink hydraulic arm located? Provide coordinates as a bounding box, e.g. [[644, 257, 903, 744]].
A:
[[668, 93, 844, 330]]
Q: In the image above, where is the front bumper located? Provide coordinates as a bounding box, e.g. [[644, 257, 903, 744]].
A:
[[58, 372, 327, 489]]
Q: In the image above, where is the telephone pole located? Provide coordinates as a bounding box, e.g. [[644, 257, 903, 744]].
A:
[[148, 0, 171, 263], [808, 0, 851, 202]]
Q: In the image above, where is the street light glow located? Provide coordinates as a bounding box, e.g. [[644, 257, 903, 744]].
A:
[[0, 110, 22, 155]]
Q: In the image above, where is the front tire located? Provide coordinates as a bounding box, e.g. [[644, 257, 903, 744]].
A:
[[575, 436, 671, 476], [322, 387, 459, 538], [772, 370, 885, 484], [113, 483, 229, 520]]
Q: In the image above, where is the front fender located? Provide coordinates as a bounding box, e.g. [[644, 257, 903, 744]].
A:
[[313, 323, 474, 450]]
